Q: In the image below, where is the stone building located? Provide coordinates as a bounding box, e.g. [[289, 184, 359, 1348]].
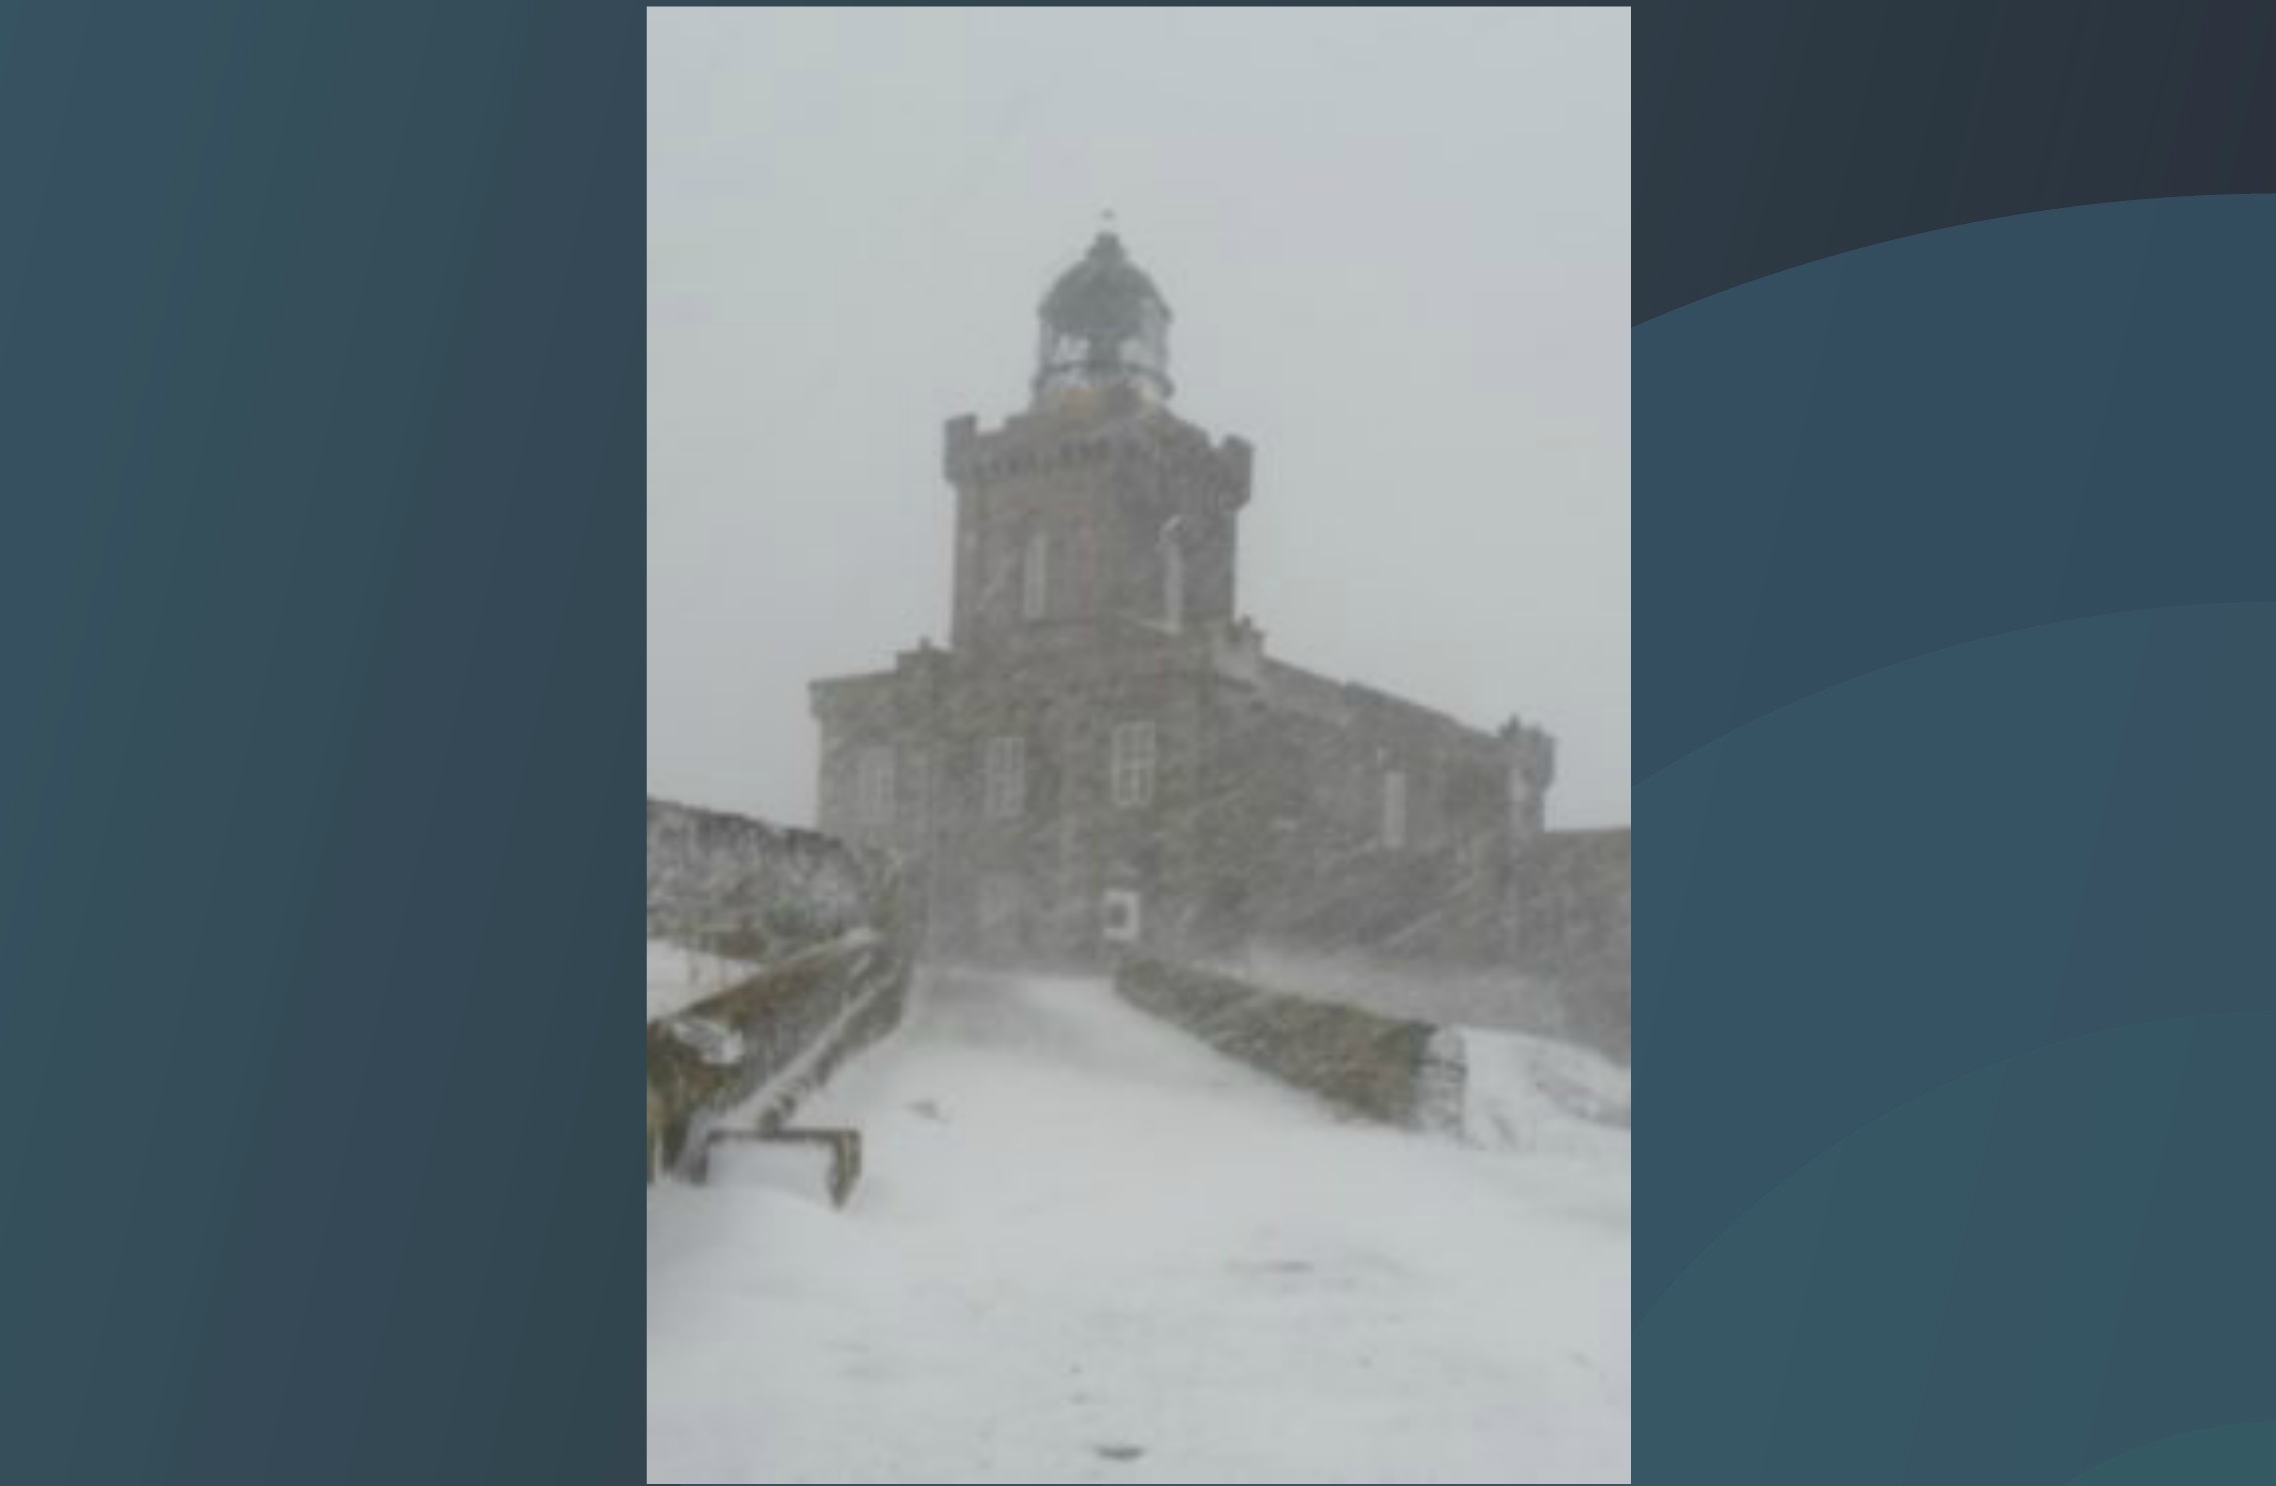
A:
[[1515, 826, 1632, 1060], [812, 230, 1554, 969]]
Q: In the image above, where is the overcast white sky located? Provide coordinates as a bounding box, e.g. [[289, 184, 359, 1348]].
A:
[[649, 8, 1630, 830]]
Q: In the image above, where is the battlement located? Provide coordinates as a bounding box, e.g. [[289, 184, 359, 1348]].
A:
[[943, 404, 1252, 511]]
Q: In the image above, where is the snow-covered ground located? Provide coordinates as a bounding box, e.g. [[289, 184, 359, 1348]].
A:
[[1457, 1029, 1632, 1156], [647, 941, 758, 1024], [647, 972, 1630, 1484]]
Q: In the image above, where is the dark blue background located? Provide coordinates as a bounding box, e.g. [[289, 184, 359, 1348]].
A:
[[1, 4, 639, 1482], [1, 2, 2269, 1482], [1634, 1, 2274, 1480]]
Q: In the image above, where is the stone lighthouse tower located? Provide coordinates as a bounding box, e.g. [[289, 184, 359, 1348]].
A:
[[813, 228, 1548, 970], [946, 229, 1252, 661]]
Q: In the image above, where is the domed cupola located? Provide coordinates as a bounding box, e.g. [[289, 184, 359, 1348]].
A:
[[1034, 229, 1173, 404]]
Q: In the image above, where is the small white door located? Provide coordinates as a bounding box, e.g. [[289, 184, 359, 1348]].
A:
[[1100, 889, 1143, 946]]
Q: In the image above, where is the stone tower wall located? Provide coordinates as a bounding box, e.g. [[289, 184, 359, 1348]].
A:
[[943, 404, 1251, 655]]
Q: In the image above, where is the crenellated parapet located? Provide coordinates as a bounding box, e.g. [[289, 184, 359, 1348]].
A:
[[943, 404, 1252, 513]]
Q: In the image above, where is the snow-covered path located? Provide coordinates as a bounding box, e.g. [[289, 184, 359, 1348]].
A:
[[646, 973, 1630, 1484]]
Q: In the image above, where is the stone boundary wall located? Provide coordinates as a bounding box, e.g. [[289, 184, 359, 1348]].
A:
[[645, 799, 916, 1185], [647, 931, 911, 1184], [1115, 958, 1453, 1129], [647, 796, 898, 961]]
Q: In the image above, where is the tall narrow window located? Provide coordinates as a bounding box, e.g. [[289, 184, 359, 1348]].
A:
[[857, 745, 896, 829], [1159, 518, 1185, 632], [1165, 530, 1183, 628], [984, 736, 1026, 820], [906, 749, 930, 836], [1381, 769, 1409, 848], [1110, 722, 1157, 808], [1022, 530, 1049, 620]]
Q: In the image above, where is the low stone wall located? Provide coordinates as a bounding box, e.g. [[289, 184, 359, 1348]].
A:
[[647, 796, 897, 962], [1115, 958, 1449, 1128], [647, 931, 910, 1184], [645, 798, 916, 1186]]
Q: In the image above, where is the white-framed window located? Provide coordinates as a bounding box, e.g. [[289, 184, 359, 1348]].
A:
[[1381, 768, 1409, 849], [1022, 530, 1050, 620], [856, 745, 896, 829], [1110, 722, 1156, 808], [984, 736, 1026, 820]]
